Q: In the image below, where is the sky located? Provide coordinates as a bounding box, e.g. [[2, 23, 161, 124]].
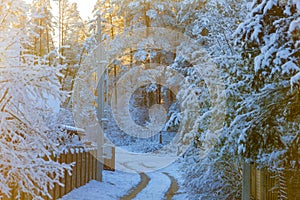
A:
[[25, 0, 98, 20]]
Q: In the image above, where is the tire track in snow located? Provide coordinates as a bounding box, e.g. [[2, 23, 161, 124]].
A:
[[120, 173, 150, 200], [118, 161, 178, 200], [163, 172, 179, 200], [133, 172, 171, 200]]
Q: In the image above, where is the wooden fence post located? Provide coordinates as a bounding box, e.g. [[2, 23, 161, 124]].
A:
[[91, 149, 96, 180], [85, 150, 90, 183], [251, 164, 256, 199], [76, 148, 81, 188], [81, 148, 87, 185], [96, 150, 103, 182], [54, 154, 60, 200], [1, 193, 10, 200], [65, 149, 72, 194], [89, 149, 93, 181], [60, 151, 66, 197], [242, 161, 251, 200], [71, 149, 77, 191], [81, 148, 86, 185], [47, 153, 56, 200]]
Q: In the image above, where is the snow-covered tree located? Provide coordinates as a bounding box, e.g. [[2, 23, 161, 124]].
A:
[[173, 1, 248, 199], [92, 0, 124, 42], [29, 0, 55, 59], [90, 0, 182, 125], [0, 1, 71, 199], [176, 0, 299, 198], [231, 0, 300, 168], [174, 0, 247, 142], [55, 1, 88, 98], [62, 2, 86, 66], [114, 0, 177, 30]]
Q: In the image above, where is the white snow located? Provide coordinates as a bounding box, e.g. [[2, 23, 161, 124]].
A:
[[263, 0, 276, 15], [60, 161, 187, 200], [115, 147, 178, 173], [291, 72, 300, 89], [289, 17, 300, 33], [282, 61, 299, 75], [133, 173, 170, 200], [146, 9, 158, 19], [293, 0, 300, 13], [59, 170, 140, 200], [158, 160, 188, 200]]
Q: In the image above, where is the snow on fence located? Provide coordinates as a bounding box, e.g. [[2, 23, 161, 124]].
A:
[[242, 163, 300, 200], [1, 147, 99, 200]]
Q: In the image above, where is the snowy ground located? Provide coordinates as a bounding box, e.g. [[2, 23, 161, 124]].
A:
[[60, 160, 187, 200], [158, 161, 188, 200], [59, 170, 140, 200], [60, 105, 188, 200], [134, 161, 188, 200]]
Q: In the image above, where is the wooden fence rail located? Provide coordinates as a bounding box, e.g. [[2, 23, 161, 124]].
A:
[[1, 147, 99, 200]]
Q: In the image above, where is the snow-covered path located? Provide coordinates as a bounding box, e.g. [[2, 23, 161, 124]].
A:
[[59, 171, 140, 200], [163, 172, 179, 200], [132, 172, 171, 200], [115, 147, 178, 173], [60, 161, 187, 200], [121, 173, 150, 200]]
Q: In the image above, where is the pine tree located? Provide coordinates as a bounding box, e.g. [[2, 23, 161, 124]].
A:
[[30, 0, 55, 59], [232, 0, 300, 168], [174, 1, 248, 199], [92, 0, 124, 42], [56, 1, 88, 95]]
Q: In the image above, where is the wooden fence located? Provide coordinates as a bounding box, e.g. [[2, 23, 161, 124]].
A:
[[1, 147, 100, 200], [243, 163, 300, 200]]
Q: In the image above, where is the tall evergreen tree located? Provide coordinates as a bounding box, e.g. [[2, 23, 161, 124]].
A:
[[56, 1, 88, 95], [232, 0, 300, 168], [30, 0, 55, 58]]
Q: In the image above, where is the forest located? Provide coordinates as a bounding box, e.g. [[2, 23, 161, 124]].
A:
[[0, 0, 299, 199]]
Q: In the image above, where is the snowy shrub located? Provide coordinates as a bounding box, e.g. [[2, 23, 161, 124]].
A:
[[46, 108, 85, 151], [183, 150, 242, 200], [165, 101, 181, 131], [0, 55, 72, 199], [125, 140, 164, 153], [0, 1, 72, 199]]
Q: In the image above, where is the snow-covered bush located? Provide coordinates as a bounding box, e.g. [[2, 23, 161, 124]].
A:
[[165, 101, 181, 131], [0, 1, 71, 199], [47, 108, 86, 152], [183, 151, 242, 200], [0, 55, 71, 200]]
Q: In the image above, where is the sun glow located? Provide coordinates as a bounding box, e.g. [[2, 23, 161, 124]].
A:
[[24, 0, 97, 20]]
